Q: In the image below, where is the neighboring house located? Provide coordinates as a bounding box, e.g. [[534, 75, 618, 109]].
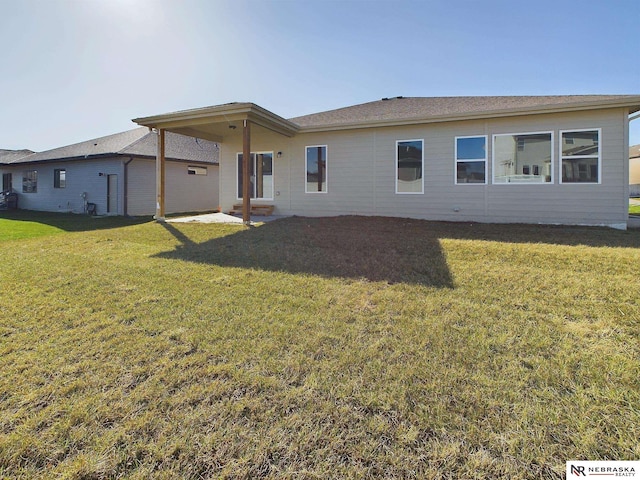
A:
[[1, 149, 34, 192], [133, 95, 640, 229], [0, 128, 219, 216], [630, 144, 640, 197]]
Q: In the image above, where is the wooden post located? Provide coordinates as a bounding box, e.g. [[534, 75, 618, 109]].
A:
[[242, 120, 251, 225], [156, 128, 166, 221]]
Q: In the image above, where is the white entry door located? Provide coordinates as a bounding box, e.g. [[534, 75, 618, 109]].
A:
[[107, 174, 118, 214]]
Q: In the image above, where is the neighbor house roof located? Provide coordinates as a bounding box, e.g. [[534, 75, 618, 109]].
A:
[[631, 144, 640, 160], [0, 128, 218, 165], [289, 95, 640, 131], [0, 149, 34, 164]]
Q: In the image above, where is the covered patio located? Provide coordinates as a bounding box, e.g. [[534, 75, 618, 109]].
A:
[[133, 103, 298, 225]]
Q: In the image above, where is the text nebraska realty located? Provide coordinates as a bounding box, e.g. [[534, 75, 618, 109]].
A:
[[570, 464, 636, 477]]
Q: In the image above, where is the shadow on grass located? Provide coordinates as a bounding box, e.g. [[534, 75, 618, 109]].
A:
[[0, 209, 151, 233], [155, 215, 640, 285], [156, 216, 456, 287], [429, 220, 640, 248]]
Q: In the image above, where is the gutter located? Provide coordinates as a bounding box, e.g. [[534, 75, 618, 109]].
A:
[[2, 152, 216, 167]]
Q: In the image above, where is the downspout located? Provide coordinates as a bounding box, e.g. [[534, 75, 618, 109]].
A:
[[123, 157, 134, 216]]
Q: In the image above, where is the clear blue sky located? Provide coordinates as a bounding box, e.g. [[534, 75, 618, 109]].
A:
[[1, 0, 639, 151]]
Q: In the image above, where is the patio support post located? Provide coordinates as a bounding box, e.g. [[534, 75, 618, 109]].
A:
[[242, 119, 251, 226], [156, 128, 166, 221]]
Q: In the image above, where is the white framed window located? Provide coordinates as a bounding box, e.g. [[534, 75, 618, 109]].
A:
[[22, 170, 37, 193], [187, 166, 207, 175], [560, 129, 600, 184], [492, 131, 553, 184], [305, 145, 327, 193], [54, 168, 66, 188], [455, 136, 487, 184], [396, 139, 423, 194], [237, 152, 273, 200]]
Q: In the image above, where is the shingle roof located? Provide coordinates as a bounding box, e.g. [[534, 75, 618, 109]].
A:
[[0, 149, 34, 164], [289, 95, 640, 129], [1, 128, 218, 165], [631, 144, 640, 159], [120, 130, 219, 163]]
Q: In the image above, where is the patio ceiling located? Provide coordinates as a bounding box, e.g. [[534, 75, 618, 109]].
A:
[[132, 102, 299, 142]]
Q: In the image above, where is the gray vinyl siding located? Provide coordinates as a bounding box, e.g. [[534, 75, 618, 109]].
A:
[[126, 159, 155, 215], [1, 157, 219, 216], [217, 108, 630, 228], [0, 157, 124, 215], [126, 159, 219, 216]]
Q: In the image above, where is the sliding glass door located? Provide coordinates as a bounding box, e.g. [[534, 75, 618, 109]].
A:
[[237, 152, 273, 200]]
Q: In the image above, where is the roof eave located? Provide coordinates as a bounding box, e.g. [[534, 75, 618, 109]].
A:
[[1, 153, 217, 166], [133, 103, 300, 138], [2, 153, 125, 165], [297, 98, 640, 133]]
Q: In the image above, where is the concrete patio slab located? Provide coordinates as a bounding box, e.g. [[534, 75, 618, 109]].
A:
[[166, 212, 285, 224]]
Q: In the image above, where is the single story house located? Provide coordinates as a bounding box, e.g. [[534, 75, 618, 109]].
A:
[[0, 128, 218, 216], [630, 144, 640, 197], [133, 95, 640, 229]]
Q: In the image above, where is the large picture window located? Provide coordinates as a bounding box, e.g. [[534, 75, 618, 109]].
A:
[[455, 136, 487, 184], [560, 129, 600, 184], [237, 152, 273, 200], [396, 139, 423, 194], [54, 168, 66, 188], [306, 145, 327, 193], [22, 170, 37, 193], [493, 132, 552, 184]]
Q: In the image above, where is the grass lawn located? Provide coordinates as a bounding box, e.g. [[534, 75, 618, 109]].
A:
[[0, 212, 639, 479], [629, 204, 640, 215], [0, 210, 149, 241]]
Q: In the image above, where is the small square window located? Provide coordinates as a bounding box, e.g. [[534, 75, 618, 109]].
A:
[[560, 129, 600, 184], [187, 166, 207, 175]]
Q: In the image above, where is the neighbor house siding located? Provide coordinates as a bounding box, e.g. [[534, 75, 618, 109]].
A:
[[218, 107, 629, 228], [631, 157, 640, 196], [1, 157, 124, 215], [126, 159, 219, 216], [1, 157, 219, 216]]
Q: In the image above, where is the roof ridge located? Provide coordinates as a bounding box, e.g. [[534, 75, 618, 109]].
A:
[[42, 127, 148, 154], [117, 128, 154, 154]]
